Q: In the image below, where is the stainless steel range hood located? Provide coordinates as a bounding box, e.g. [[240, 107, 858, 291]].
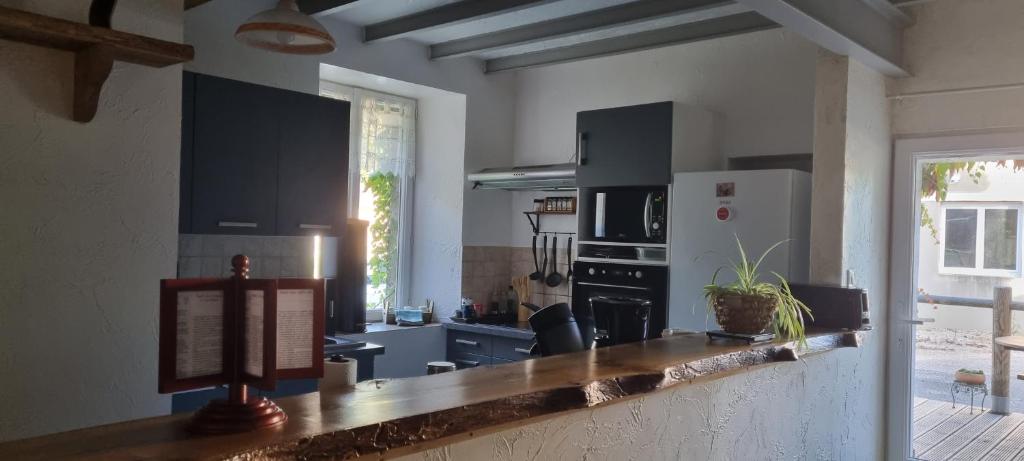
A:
[[467, 163, 576, 191]]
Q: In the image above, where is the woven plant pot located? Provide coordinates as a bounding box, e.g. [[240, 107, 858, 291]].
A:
[[713, 294, 778, 334]]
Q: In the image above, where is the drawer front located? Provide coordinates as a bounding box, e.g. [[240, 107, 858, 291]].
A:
[[491, 336, 536, 362], [447, 351, 489, 370], [491, 356, 514, 366], [447, 330, 493, 356]]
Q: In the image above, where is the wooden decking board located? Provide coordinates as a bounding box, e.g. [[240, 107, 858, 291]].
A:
[[974, 415, 1024, 461], [917, 404, 968, 441], [921, 401, 958, 424], [949, 413, 1024, 461], [915, 407, 979, 455], [921, 411, 1002, 460]]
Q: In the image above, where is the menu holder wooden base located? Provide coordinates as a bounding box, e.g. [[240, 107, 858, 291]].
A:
[[188, 384, 287, 434]]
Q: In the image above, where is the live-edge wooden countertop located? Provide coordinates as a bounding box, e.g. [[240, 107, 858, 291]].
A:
[[0, 329, 862, 460]]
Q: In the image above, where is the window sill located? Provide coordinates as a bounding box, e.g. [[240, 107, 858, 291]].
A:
[[360, 322, 443, 334], [938, 268, 1021, 278]]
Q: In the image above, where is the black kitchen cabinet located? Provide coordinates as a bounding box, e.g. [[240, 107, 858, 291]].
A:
[[179, 72, 195, 234], [276, 92, 350, 236], [180, 72, 350, 236], [191, 73, 282, 235], [575, 102, 673, 187], [445, 328, 534, 370]]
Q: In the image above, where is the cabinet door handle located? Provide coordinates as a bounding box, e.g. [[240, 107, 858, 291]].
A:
[[455, 339, 479, 347], [456, 359, 480, 368], [514, 347, 532, 355], [576, 132, 587, 166], [299, 224, 332, 230], [218, 221, 257, 228]]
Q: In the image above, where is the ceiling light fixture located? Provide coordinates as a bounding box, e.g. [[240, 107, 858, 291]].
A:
[[235, 0, 336, 55]]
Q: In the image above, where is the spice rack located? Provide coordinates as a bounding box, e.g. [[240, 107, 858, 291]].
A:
[[524, 196, 576, 234]]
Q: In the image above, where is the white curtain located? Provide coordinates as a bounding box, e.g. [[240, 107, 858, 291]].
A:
[[354, 89, 416, 178]]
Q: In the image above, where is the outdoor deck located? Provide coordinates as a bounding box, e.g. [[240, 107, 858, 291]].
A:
[[915, 397, 1024, 460]]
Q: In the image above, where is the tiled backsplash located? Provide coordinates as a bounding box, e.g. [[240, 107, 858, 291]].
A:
[[462, 246, 571, 310], [178, 234, 338, 279]]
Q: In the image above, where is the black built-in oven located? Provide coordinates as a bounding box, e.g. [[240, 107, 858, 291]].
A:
[[577, 186, 667, 244], [571, 261, 667, 347]]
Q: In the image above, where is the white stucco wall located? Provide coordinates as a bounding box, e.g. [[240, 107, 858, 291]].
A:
[[0, 0, 181, 441], [397, 347, 872, 461], [511, 28, 817, 167], [891, 0, 1024, 137]]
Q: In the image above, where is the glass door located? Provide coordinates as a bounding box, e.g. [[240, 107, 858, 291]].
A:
[[889, 133, 1024, 461]]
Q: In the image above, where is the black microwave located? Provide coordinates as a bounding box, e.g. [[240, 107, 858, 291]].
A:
[[577, 186, 668, 244]]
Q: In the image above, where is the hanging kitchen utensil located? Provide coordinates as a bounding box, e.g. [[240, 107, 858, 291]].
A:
[[529, 235, 542, 280], [566, 236, 574, 281], [545, 235, 563, 287], [540, 235, 548, 281]]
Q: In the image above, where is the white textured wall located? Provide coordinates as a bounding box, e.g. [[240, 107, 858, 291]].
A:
[[838, 56, 892, 458], [184, 0, 517, 250], [0, 0, 181, 441], [511, 29, 817, 167], [397, 348, 874, 460], [891, 0, 1024, 137]]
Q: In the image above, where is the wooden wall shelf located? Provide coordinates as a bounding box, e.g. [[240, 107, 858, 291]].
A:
[[0, 6, 195, 122]]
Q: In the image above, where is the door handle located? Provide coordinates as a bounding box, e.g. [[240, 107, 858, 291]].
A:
[[299, 224, 332, 230], [455, 339, 479, 347], [576, 132, 587, 166], [514, 347, 532, 355], [908, 317, 935, 325], [218, 221, 257, 228], [643, 192, 653, 239]]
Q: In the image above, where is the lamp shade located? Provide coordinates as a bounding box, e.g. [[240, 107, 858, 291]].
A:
[[235, 0, 336, 55]]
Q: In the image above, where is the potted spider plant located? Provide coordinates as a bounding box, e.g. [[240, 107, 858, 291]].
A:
[[703, 236, 813, 344]]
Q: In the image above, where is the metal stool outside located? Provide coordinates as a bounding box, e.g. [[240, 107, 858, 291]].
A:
[[951, 381, 988, 414]]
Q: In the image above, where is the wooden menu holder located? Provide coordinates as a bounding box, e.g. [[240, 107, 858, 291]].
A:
[[159, 255, 324, 434]]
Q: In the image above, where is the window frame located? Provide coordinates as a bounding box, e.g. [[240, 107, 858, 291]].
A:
[[938, 201, 1023, 277], [320, 81, 416, 312]]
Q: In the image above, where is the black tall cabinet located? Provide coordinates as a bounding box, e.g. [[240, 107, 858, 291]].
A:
[[575, 102, 673, 187]]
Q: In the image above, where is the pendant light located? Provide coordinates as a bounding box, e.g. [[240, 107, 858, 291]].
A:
[[235, 0, 336, 55]]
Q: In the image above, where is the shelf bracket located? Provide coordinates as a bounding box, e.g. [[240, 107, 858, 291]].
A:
[[74, 45, 114, 123], [0, 2, 194, 123], [523, 212, 540, 235]]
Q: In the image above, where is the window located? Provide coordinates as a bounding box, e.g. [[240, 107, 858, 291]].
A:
[[321, 81, 416, 312], [939, 203, 1022, 276]]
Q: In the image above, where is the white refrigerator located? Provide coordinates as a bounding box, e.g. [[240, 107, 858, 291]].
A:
[[668, 169, 811, 332]]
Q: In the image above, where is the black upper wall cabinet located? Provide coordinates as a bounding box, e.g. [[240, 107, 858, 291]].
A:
[[276, 91, 350, 236], [575, 102, 673, 187], [191, 73, 282, 235], [180, 72, 350, 237], [179, 72, 195, 234]]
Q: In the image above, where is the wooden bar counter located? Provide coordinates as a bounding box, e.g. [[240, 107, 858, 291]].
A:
[[0, 330, 861, 460]]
